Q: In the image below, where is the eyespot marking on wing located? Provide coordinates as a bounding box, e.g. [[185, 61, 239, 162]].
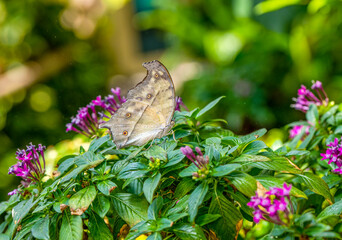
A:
[[126, 113, 131, 118], [123, 131, 128, 136], [146, 94, 152, 99]]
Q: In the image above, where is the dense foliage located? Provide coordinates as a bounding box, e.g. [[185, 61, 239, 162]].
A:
[[1, 81, 342, 239], [2, 0, 342, 200]]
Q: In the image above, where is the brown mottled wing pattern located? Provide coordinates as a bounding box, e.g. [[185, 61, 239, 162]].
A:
[[100, 60, 176, 149]]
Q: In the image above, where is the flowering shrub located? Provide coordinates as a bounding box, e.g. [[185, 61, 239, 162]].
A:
[[0, 83, 342, 240]]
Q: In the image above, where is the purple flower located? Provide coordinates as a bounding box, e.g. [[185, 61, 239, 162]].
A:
[[321, 137, 342, 174], [253, 210, 263, 224], [291, 81, 329, 113], [8, 143, 47, 194], [248, 183, 293, 226], [175, 96, 188, 112], [289, 125, 310, 139], [66, 87, 125, 138], [180, 146, 209, 180], [8, 189, 18, 196]]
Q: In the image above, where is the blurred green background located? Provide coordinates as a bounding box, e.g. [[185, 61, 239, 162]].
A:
[[1, 0, 342, 199]]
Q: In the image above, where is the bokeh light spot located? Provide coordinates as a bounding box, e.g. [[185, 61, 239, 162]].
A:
[[29, 85, 54, 112]]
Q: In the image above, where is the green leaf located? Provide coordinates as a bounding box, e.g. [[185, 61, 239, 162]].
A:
[[233, 154, 302, 174], [208, 192, 242, 239], [89, 135, 110, 152], [0, 234, 10, 240], [74, 151, 104, 167], [323, 174, 342, 188], [212, 163, 241, 177], [321, 105, 338, 122], [155, 218, 173, 231], [174, 178, 196, 198], [164, 150, 185, 167], [285, 150, 310, 157], [254, 176, 307, 199], [146, 232, 162, 240], [179, 164, 197, 177], [317, 200, 342, 221], [49, 214, 59, 240], [118, 162, 148, 179], [88, 211, 113, 240], [143, 173, 161, 204], [59, 212, 83, 240], [12, 197, 35, 225], [255, 0, 302, 14], [166, 195, 190, 217], [334, 125, 342, 134], [243, 141, 267, 154], [57, 156, 75, 175], [296, 172, 333, 204], [97, 180, 117, 195], [231, 154, 269, 163], [143, 145, 167, 161], [306, 104, 319, 126], [173, 224, 206, 240], [31, 216, 49, 240], [188, 182, 209, 222], [228, 191, 253, 216], [148, 197, 163, 220], [229, 172, 257, 197], [59, 165, 89, 184], [196, 96, 225, 118], [298, 127, 315, 149], [206, 137, 221, 145], [239, 129, 267, 143], [196, 214, 221, 226], [92, 195, 110, 218], [69, 186, 97, 215], [168, 212, 188, 222], [110, 193, 148, 226]]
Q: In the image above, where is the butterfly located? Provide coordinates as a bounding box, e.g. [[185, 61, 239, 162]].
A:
[[100, 60, 176, 149]]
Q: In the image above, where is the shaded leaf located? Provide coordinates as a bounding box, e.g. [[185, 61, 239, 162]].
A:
[[229, 172, 257, 197], [255, 176, 307, 199], [173, 223, 206, 240], [208, 192, 242, 240], [196, 214, 221, 226], [110, 193, 148, 226], [88, 211, 113, 240], [212, 163, 241, 177], [296, 172, 333, 204], [196, 96, 225, 118], [59, 212, 83, 240], [31, 216, 49, 240], [97, 180, 117, 195], [317, 200, 342, 221], [92, 195, 110, 218], [143, 145, 167, 161], [143, 173, 161, 204], [189, 182, 209, 222]]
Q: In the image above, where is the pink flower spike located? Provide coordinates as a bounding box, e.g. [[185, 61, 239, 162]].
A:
[[195, 147, 203, 156], [282, 183, 292, 196], [260, 197, 271, 208], [253, 210, 263, 224], [274, 199, 287, 211], [311, 80, 322, 90], [267, 204, 278, 216]]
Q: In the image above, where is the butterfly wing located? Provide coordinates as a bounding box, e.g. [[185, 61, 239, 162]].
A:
[[100, 60, 176, 149]]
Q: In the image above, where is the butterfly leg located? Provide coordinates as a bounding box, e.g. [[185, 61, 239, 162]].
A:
[[146, 139, 155, 150], [172, 130, 177, 143]]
